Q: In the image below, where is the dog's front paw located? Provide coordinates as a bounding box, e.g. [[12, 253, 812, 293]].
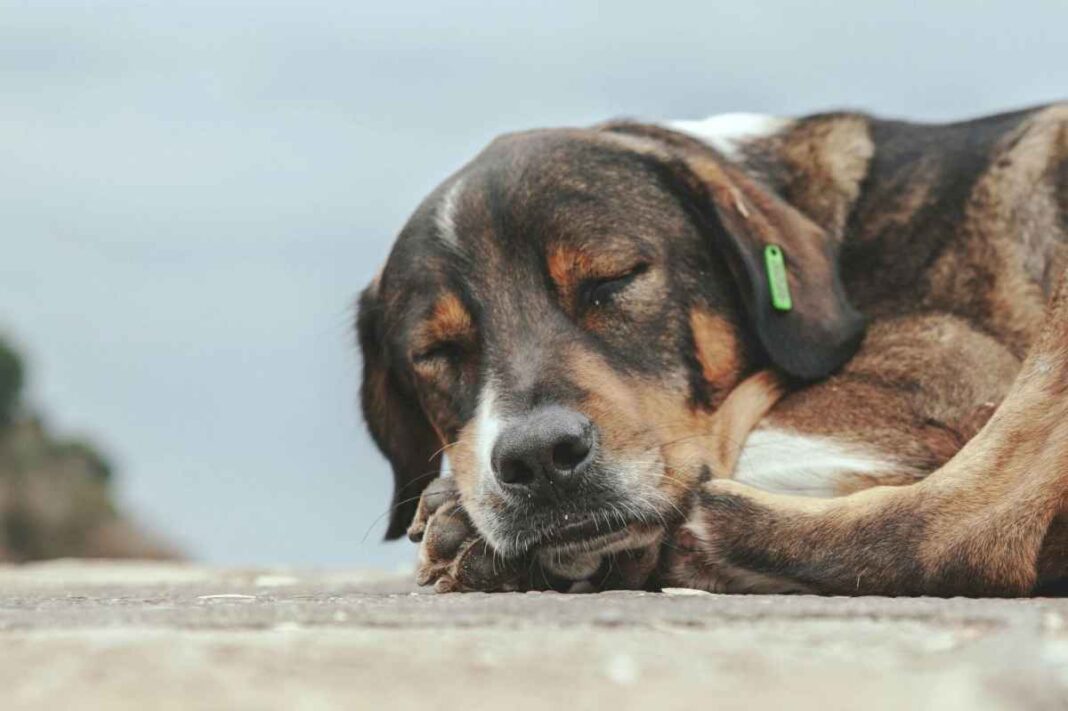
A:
[[662, 480, 814, 594], [406, 478, 516, 592], [407, 478, 575, 592]]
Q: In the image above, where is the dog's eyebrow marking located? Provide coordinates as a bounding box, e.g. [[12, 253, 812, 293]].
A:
[[434, 178, 465, 247], [733, 428, 903, 496], [547, 246, 593, 304], [665, 113, 793, 160], [429, 292, 472, 337], [547, 244, 647, 306], [411, 292, 474, 354]]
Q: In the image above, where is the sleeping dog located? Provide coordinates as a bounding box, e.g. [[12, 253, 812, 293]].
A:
[[358, 103, 1068, 595]]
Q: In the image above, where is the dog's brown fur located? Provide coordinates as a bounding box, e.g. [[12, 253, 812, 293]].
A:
[[670, 269, 1068, 595], [360, 103, 1068, 595], [664, 104, 1068, 595]]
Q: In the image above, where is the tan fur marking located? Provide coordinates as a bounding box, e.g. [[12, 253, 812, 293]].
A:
[[547, 245, 647, 309], [834, 472, 923, 496], [565, 346, 699, 539], [546, 245, 592, 306], [702, 371, 786, 476], [565, 345, 649, 455], [776, 116, 874, 238], [430, 292, 473, 341], [410, 292, 475, 360], [564, 345, 782, 519], [690, 309, 743, 392], [928, 104, 1068, 355]]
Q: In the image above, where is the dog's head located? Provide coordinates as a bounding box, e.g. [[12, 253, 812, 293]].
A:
[[358, 123, 864, 557]]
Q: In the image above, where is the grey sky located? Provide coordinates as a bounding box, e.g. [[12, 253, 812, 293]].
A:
[[1, 0, 1065, 567]]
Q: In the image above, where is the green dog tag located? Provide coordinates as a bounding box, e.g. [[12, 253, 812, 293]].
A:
[[764, 245, 793, 312]]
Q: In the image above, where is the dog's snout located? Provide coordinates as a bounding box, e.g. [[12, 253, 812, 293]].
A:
[[492, 407, 596, 494]]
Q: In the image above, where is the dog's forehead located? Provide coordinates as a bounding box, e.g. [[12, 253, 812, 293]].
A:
[[380, 128, 679, 303], [465, 128, 672, 221]]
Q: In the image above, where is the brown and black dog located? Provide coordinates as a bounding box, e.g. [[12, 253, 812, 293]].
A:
[[357, 103, 1068, 595]]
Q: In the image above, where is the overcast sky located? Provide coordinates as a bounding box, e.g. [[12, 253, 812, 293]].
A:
[[1, 0, 1065, 568]]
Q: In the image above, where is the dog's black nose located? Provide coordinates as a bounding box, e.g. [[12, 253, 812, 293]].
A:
[[492, 407, 596, 494]]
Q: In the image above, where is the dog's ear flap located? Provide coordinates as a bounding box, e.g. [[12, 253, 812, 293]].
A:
[[686, 154, 866, 380], [357, 281, 442, 540], [605, 124, 866, 380]]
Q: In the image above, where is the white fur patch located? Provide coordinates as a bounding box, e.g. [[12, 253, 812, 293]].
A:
[[434, 178, 464, 246], [734, 428, 899, 497], [474, 384, 503, 486], [665, 112, 792, 160]]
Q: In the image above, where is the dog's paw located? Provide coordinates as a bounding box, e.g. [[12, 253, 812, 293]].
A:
[[407, 478, 574, 592], [661, 513, 733, 593], [406, 477, 514, 592], [661, 480, 814, 594], [407, 478, 667, 592]]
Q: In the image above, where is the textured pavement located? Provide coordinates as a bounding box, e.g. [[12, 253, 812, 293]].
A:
[[0, 561, 1065, 710]]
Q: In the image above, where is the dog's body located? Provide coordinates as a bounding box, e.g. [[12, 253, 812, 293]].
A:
[[670, 107, 1063, 501], [359, 103, 1068, 595]]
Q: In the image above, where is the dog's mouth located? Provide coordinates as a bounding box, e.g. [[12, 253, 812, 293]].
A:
[[516, 510, 647, 556]]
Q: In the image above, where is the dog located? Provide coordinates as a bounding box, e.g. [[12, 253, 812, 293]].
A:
[[357, 103, 1068, 595]]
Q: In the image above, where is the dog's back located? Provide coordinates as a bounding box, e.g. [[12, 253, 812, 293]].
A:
[[717, 105, 1067, 349]]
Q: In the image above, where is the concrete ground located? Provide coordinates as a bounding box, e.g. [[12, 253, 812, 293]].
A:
[[0, 562, 1065, 710]]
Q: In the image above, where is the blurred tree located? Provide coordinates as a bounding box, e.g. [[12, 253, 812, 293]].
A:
[[0, 334, 175, 561], [0, 337, 23, 426]]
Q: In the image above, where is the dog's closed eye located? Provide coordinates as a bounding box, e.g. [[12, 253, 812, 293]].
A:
[[412, 341, 466, 366], [580, 263, 650, 309]]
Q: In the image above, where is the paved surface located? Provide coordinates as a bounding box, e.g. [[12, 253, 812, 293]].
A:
[[0, 561, 1065, 710]]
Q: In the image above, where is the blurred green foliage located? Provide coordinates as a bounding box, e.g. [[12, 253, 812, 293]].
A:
[[0, 338, 23, 426], [0, 334, 171, 561]]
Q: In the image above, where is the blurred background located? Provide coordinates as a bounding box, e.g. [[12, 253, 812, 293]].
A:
[[1, 0, 1065, 568]]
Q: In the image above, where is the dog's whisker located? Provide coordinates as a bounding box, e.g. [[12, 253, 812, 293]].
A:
[[428, 439, 462, 462], [359, 490, 444, 542]]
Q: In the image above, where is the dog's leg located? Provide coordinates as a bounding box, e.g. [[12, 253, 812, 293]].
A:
[[666, 268, 1068, 596], [730, 313, 1019, 499]]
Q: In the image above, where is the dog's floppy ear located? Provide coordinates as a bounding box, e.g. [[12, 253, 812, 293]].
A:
[[605, 124, 865, 380], [357, 281, 442, 540]]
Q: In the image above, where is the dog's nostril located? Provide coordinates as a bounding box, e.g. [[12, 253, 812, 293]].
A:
[[498, 458, 536, 486], [492, 407, 597, 493], [552, 435, 591, 471]]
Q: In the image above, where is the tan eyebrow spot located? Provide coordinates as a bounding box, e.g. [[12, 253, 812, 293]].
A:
[[547, 245, 593, 305], [547, 245, 644, 307], [415, 292, 474, 351]]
